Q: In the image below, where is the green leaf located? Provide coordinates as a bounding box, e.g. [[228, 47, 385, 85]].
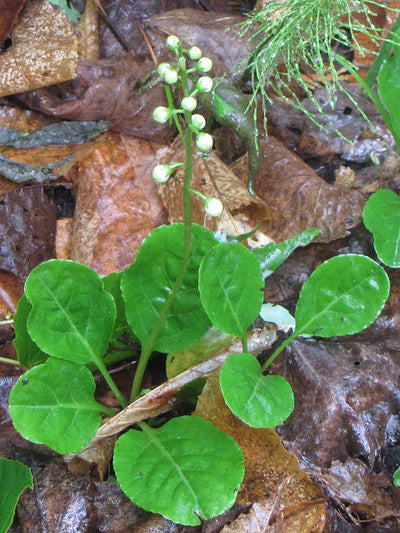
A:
[[199, 242, 264, 337], [378, 35, 400, 139], [13, 295, 48, 368], [102, 271, 131, 340], [295, 254, 390, 337], [9, 358, 104, 454], [46, 0, 81, 24], [121, 223, 217, 352], [393, 466, 400, 487], [25, 259, 116, 365], [253, 228, 321, 278], [259, 303, 295, 333], [363, 188, 400, 268], [0, 458, 32, 533], [114, 416, 244, 526], [220, 353, 294, 428]]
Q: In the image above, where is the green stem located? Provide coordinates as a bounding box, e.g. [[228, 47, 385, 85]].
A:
[[0, 319, 13, 326], [96, 402, 117, 417], [335, 55, 400, 150], [261, 330, 299, 372], [0, 356, 24, 367], [95, 357, 128, 408], [164, 85, 185, 140]]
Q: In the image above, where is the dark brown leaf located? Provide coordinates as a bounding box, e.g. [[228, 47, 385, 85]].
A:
[[0, 0, 25, 48]]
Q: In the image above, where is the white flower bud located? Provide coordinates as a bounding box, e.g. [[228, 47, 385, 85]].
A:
[[163, 69, 178, 84], [196, 57, 213, 72], [196, 132, 213, 152], [196, 76, 213, 93], [166, 35, 180, 50], [152, 106, 172, 123], [205, 197, 223, 217], [188, 46, 202, 60], [157, 63, 171, 76], [152, 164, 172, 183], [191, 114, 206, 130], [181, 96, 198, 112]]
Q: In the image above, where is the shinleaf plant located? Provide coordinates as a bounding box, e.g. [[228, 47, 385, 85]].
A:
[[3, 36, 392, 526]]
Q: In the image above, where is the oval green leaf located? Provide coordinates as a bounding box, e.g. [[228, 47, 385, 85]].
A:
[[121, 223, 217, 352], [114, 416, 244, 526], [25, 259, 116, 365], [220, 352, 294, 428], [363, 188, 400, 268], [14, 295, 48, 368], [378, 38, 400, 139], [199, 242, 264, 336], [0, 458, 33, 533], [295, 254, 390, 337], [9, 358, 103, 454]]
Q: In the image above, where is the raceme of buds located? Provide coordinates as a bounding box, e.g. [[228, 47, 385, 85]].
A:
[[196, 57, 213, 72], [196, 76, 213, 93], [166, 35, 180, 51], [152, 106, 172, 123], [204, 197, 223, 217], [191, 114, 206, 130], [196, 132, 213, 153], [188, 46, 202, 60], [181, 96, 198, 112]]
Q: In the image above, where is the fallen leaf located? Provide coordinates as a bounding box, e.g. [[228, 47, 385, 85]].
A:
[[0, 186, 57, 281], [71, 132, 167, 275], [252, 136, 367, 243], [0, 0, 25, 47], [0, 0, 78, 97]]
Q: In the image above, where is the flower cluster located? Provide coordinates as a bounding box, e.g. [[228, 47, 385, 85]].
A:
[[151, 35, 223, 218]]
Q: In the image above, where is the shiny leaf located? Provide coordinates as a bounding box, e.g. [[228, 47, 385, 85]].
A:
[[114, 416, 244, 526], [13, 295, 48, 368], [220, 352, 294, 428], [0, 458, 33, 533]]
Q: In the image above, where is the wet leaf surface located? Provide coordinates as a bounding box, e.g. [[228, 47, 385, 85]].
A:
[[0, 186, 56, 281], [0, 0, 25, 48]]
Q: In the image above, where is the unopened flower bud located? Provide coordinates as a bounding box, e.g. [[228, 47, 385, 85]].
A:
[[157, 63, 172, 76], [196, 76, 213, 93], [196, 57, 213, 72], [205, 197, 223, 217], [196, 132, 213, 152], [166, 35, 180, 51], [163, 68, 178, 84], [181, 96, 198, 112], [188, 46, 202, 60], [191, 114, 206, 130], [152, 164, 172, 183], [152, 106, 172, 123]]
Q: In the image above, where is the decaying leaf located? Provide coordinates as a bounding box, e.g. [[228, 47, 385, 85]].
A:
[[0, 186, 56, 280], [251, 136, 367, 243], [71, 132, 167, 275], [195, 374, 327, 532], [0, 0, 25, 47], [0, 0, 78, 97]]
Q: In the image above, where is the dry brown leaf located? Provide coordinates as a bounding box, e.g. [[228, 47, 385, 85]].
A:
[[252, 136, 367, 243], [0, 0, 25, 47], [71, 132, 167, 275], [77, 0, 99, 61], [0, 0, 78, 97], [195, 375, 326, 533], [55, 217, 73, 259], [0, 270, 23, 316]]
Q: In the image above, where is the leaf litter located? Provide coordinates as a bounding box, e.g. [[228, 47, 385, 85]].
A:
[[1, 0, 400, 531]]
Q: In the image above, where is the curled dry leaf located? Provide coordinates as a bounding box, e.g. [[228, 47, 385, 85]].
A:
[[0, 0, 78, 97], [252, 136, 367, 243], [71, 132, 167, 275], [81, 326, 275, 449], [195, 375, 326, 532]]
